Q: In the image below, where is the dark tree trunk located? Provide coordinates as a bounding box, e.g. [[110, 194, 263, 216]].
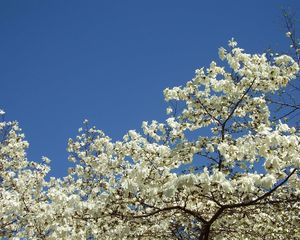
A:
[[199, 224, 210, 240]]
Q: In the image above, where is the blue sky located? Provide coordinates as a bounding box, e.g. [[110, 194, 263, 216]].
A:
[[0, 0, 299, 177]]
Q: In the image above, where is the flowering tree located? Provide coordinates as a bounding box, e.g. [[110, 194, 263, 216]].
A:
[[1, 39, 300, 240]]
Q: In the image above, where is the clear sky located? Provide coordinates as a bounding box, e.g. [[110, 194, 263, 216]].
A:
[[0, 0, 299, 177]]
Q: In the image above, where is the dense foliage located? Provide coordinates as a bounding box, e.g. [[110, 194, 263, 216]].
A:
[[1, 39, 300, 239]]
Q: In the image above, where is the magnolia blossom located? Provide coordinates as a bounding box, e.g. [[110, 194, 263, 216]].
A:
[[0, 40, 300, 239]]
